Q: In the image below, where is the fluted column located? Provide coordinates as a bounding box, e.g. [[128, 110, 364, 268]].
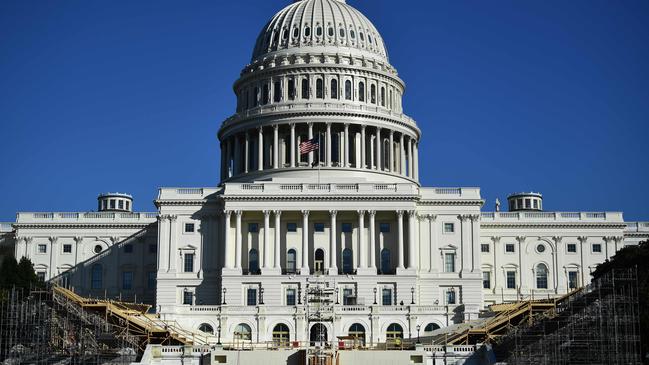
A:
[[257, 128, 264, 171], [301, 210, 310, 274], [358, 210, 367, 269], [368, 211, 377, 270], [290, 123, 296, 168], [408, 137, 414, 178], [223, 211, 232, 269], [413, 141, 419, 181], [397, 211, 405, 269], [375, 127, 382, 170], [308, 123, 314, 165], [578, 236, 587, 287], [326, 123, 332, 167], [274, 211, 282, 270], [388, 130, 394, 172], [233, 134, 241, 175], [168, 216, 178, 272], [244, 132, 250, 173], [263, 210, 271, 270], [273, 125, 279, 169], [516, 236, 527, 290], [399, 134, 406, 175], [407, 210, 416, 270], [158, 215, 169, 271], [343, 123, 350, 168], [360, 125, 366, 169], [226, 138, 232, 178], [429, 215, 438, 273], [329, 210, 338, 275], [553, 236, 563, 293], [235, 211, 243, 269]]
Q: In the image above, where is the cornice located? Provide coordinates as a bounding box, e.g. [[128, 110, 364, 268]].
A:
[[418, 200, 484, 207], [13, 223, 155, 230], [222, 195, 419, 202]]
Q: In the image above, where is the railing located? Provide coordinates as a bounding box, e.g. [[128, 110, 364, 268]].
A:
[[481, 211, 623, 222], [224, 182, 419, 195], [16, 212, 158, 223], [435, 188, 461, 195], [177, 188, 204, 195], [0, 222, 12, 231]]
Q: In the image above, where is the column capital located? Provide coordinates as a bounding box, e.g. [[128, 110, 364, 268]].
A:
[[49, 236, 58, 244], [301, 210, 310, 217], [407, 210, 416, 217], [552, 236, 562, 243], [24, 236, 33, 244], [516, 236, 526, 243], [613, 236, 624, 243], [258, 126, 264, 132], [74, 236, 84, 244], [290, 122, 296, 128], [273, 210, 282, 217], [223, 210, 233, 217], [235, 210, 243, 217], [457, 214, 468, 222], [263, 210, 271, 217], [168, 215, 178, 222], [110, 236, 121, 244], [578, 236, 588, 243], [326, 121, 332, 127], [273, 124, 279, 130], [396, 210, 404, 218], [357, 210, 366, 217], [469, 214, 480, 222], [367, 210, 376, 218], [329, 210, 338, 217], [490, 236, 501, 243], [360, 124, 366, 131]]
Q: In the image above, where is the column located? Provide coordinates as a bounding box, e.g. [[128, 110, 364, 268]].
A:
[[389, 131, 394, 172], [168, 215, 178, 272], [233, 134, 240, 175], [258, 127, 264, 171], [274, 211, 282, 271], [516, 236, 527, 291], [225, 138, 232, 178], [73, 236, 83, 266], [326, 123, 332, 167], [578, 236, 587, 287], [399, 134, 406, 175], [407, 137, 413, 178], [329, 210, 338, 275], [470, 215, 480, 272], [407, 211, 416, 270], [358, 211, 367, 269], [263, 210, 271, 270], [308, 123, 314, 165], [413, 141, 419, 180], [553, 236, 563, 293], [273, 125, 279, 169], [158, 215, 169, 271], [369, 135, 375, 169], [301, 210, 310, 274], [375, 127, 382, 171], [49, 237, 58, 279], [344, 124, 350, 168], [368, 211, 376, 270], [360, 125, 366, 169], [235, 211, 243, 269], [290, 123, 296, 168], [15, 237, 25, 261], [459, 215, 471, 275], [223, 211, 232, 269], [244, 132, 250, 173], [397, 211, 405, 269], [491, 236, 501, 292], [429, 215, 438, 273]]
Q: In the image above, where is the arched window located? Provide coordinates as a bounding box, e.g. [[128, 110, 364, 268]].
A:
[[272, 323, 290, 347], [371, 84, 376, 104], [386, 323, 403, 340], [330, 79, 338, 99], [381, 248, 391, 274], [380, 87, 386, 107], [315, 249, 325, 274], [273, 80, 282, 103], [287, 249, 297, 274], [345, 80, 352, 100], [249, 249, 259, 274], [328, 27, 334, 37], [342, 248, 353, 274], [316, 78, 324, 99], [234, 323, 252, 341], [91, 264, 102, 289], [198, 323, 214, 335], [389, 89, 393, 109], [348, 323, 366, 344], [424, 323, 440, 333], [304, 26, 311, 37], [293, 27, 299, 39], [536, 263, 548, 289], [339, 28, 345, 38], [301, 78, 309, 99], [358, 82, 365, 102], [316, 26, 322, 37]]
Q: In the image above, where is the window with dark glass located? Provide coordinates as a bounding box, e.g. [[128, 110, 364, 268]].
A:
[[343, 288, 354, 305], [339, 28, 345, 37], [247, 288, 258, 306], [381, 249, 391, 274], [359, 32, 364, 41], [287, 223, 297, 232], [536, 264, 548, 289], [184, 223, 195, 233], [288, 79, 296, 100], [446, 289, 456, 304], [330, 79, 338, 99], [444, 253, 455, 272], [568, 271, 578, 289], [350, 29, 355, 39], [328, 27, 334, 37], [286, 249, 297, 273], [183, 291, 193, 305], [63, 244, 72, 253], [316, 26, 322, 37], [382, 288, 392, 305], [274, 81, 282, 103], [293, 27, 299, 38], [380, 87, 385, 106], [506, 271, 516, 289], [505, 244, 515, 253], [370, 84, 376, 104], [37, 272, 46, 282], [304, 26, 311, 37], [262, 84, 270, 105], [342, 223, 352, 233], [249, 249, 259, 274], [301, 78, 309, 99], [342, 248, 353, 274], [286, 288, 296, 305], [38, 244, 47, 253], [110, 199, 116, 209], [345, 80, 352, 100], [184, 253, 194, 272], [443, 223, 454, 233], [122, 271, 133, 290], [118, 200, 124, 210], [147, 271, 156, 289], [483, 271, 491, 289], [567, 243, 577, 253], [592, 243, 602, 253], [358, 82, 365, 102], [249, 223, 259, 233], [379, 223, 390, 233], [314, 223, 325, 232], [124, 244, 133, 253], [481, 244, 490, 253], [316, 78, 324, 99]]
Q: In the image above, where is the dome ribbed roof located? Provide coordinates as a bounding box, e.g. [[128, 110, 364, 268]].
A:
[[251, 0, 389, 63]]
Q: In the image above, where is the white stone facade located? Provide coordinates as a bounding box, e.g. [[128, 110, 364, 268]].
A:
[[1, 0, 648, 347]]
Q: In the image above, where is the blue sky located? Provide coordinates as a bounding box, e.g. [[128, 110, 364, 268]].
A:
[[0, 0, 648, 221]]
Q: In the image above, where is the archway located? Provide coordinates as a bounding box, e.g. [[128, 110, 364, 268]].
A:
[[310, 323, 328, 344], [348, 323, 366, 346], [314, 249, 325, 274]]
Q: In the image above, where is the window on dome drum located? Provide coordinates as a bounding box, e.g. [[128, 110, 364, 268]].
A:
[[568, 271, 579, 289], [380, 223, 390, 233], [316, 26, 322, 37], [483, 271, 491, 289], [371, 84, 376, 104], [525, 199, 531, 209], [234, 324, 252, 341], [481, 244, 490, 253], [330, 79, 338, 99], [91, 264, 102, 289], [149, 244, 157, 254], [381, 249, 391, 274], [147, 271, 156, 289], [342, 223, 352, 233], [247, 288, 258, 306], [533, 200, 538, 209], [288, 79, 296, 100], [446, 289, 456, 304], [592, 243, 602, 253], [389, 89, 393, 108], [358, 82, 365, 102], [286, 288, 296, 305], [283, 29, 289, 40], [443, 223, 454, 233], [505, 244, 515, 253], [316, 79, 324, 99], [536, 264, 548, 289], [253, 87, 259, 107], [249, 249, 259, 274], [63, 244, 72, 253], [359, 32, 365, 41], [382, 288, 392, 305], [348, 323, 365, 344], [386, 323, 403, 340], [350, 29, 356, 39], [262, 84, 270, 105], [444, 253, 455, 272], [272, 324, 290, 347], [567, 243, 577, 253], [368, 34, 373, 43], [118, 200, 124, 210], [110, 199, 116, 209], [328, 27, 334, 37], [343, 288, 355, 305], [345, 80, 352, 100], [342, 249, 353, 274], [304, 26, 311, 37], [287, 223, 297, 232], [183, 291, 193, 305], [273, 32, 279, 46], [124, 244, 133, 253], [339, 28, 345, 37], [122, 271, 133, 290], [249, 223, 259, 233], [199, 323, 214, 335], [506, 271, 516, 289], [274, 81, 282, 103], [184, 253, 194, 273], [381, 87, 385, 107], [286, 249, 297, 274], [293, 27, 299, 39], [301, 78, 309, 99]]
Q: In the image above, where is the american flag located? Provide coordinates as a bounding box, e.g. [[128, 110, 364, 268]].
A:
[[299, 137, 320, 155]]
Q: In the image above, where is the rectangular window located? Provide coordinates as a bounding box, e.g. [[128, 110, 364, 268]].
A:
[[379, 223, 390, 233], [287, 223, 297, 232], [342, 223, 352, 233], [118, 200, 124, 210], [314, 223, 325, 232], [481, 244, 490, 253], [126, 201, 130, 210], [38, 244, 47, 253], [184, 253, 194, 273], [124, 244, 133, 253], [446, 290, 456, 305], [149, 244, 157, 254], [286, 288, 296, 306], [288, 79, 296, 100], [506, 271, 516, 289], [183, 291, 193, 305], [483, 272, 491, 289], [63, 244, 72, 253], [567, 243, 577, 253], [444, 253, 455, 272], [533, 200, 538, 209], [248, 223, 259, 233], [247, 288, 258, 306], [184, 223, 195, 233], [525, 199, 531, 209], [382, 288, 392, 305], [342, 288, 355, 305], [37, 272, 46, 281], [110, 199, 116, 209], [568, 271, 578, 289], [592, 243, 602, 253], [147, 271, 156, 289], [505, 244, 515, 253], [122, 271, 133, 290], [443, 223, 455, 233]]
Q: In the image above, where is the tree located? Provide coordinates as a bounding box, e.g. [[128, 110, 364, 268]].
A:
[[0, 256, 42, 290], [0, 256, 19, 288]]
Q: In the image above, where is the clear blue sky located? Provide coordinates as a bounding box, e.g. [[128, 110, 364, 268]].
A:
[[1, 0, 648, 221]]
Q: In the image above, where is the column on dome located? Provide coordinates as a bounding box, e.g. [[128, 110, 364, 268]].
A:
[[358, 210, 367, 269], [407, 210, 417, 270], [344, 124, 350, 168], [244, 131, 250, 173], [326, 123, 332, 167], [368, 211, 377, 270], [301, 210, 310, 275], [413, 141, 419, 180], [290, 123, 296, 168], [233, 134, 241, 175], [375, 127, 382, 171], [328, 210, 338, 275], [257, 128, 264, 171], [399, 134, 406, 176], [235, 211, 243, 269], [408, 136, 414, 178], [263, 210, 271, 270], [223, 211, 232, 269], [360, 125, 366, 169], [273, 125, 279, 169], [274, 211, 282, 271], [397, 210, 405, 269], [308, 123, 314, 166], [225, 138, 232, 178], [389, 130, 394, 172]]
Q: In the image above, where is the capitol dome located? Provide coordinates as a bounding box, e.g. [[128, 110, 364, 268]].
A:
[[251, 0, 389, 64]]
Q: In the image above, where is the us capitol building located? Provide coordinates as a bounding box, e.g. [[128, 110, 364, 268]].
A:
[[2, 0, 647, 347]]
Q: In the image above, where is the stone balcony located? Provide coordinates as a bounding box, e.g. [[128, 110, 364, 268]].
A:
[[224, 182, 420, 197], [14, 212, 158, 224]]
